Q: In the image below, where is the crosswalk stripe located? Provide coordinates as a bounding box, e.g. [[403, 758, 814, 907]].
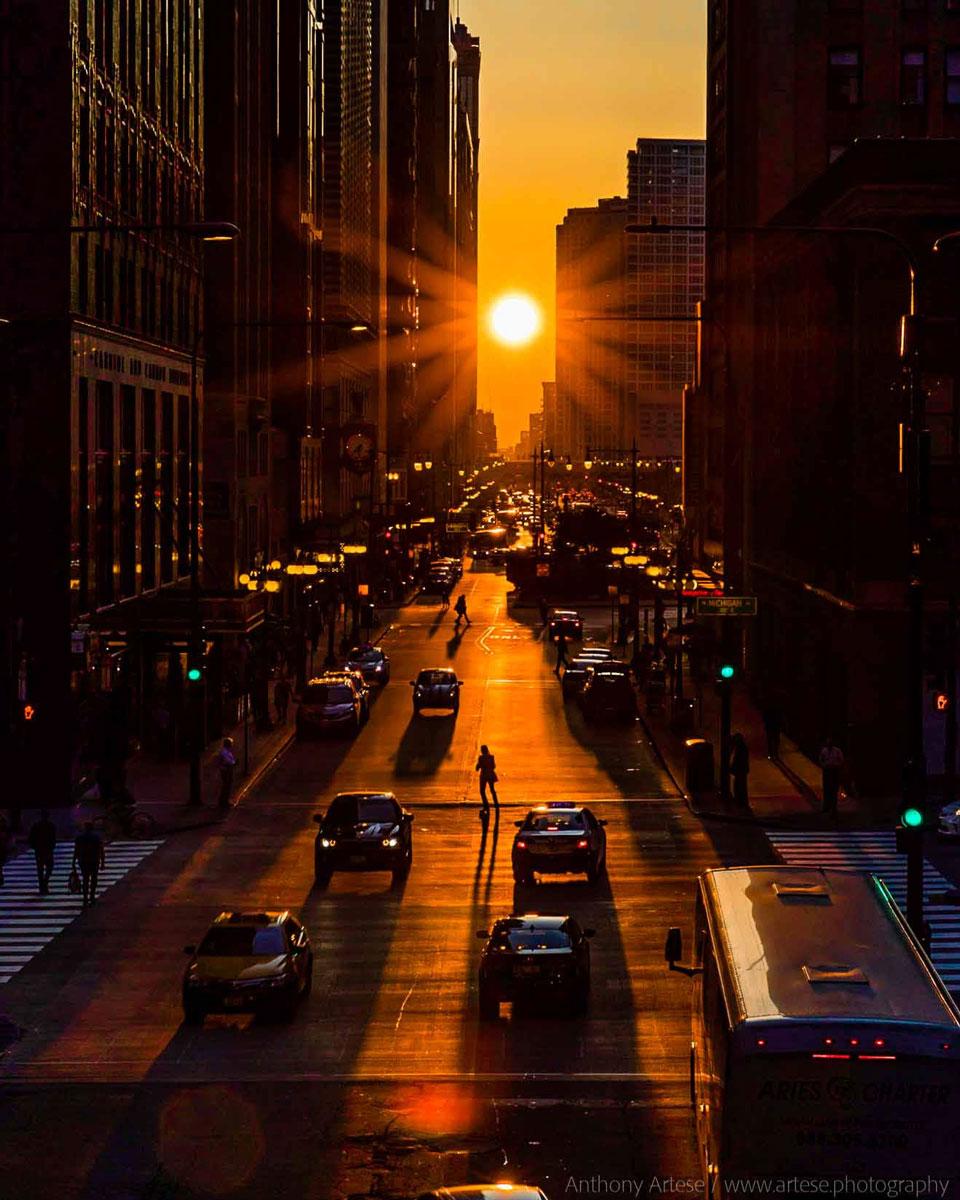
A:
[[0, 839, 164, 984], [766, 829, 960, 997]]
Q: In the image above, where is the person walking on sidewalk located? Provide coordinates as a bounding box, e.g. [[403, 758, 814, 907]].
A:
[[454, 594, 471, 626], [475, 744, 499, 817], [73, 822, 105, 908], [554, 631, 570, 676], [28, 808, 56, 895], [538, 596, 549, 626], [217, 737, 238, 810], [819, 736, 845, 814], [729, 733, 750, 806], [441, 584, 451, 609], [274, 676, 292, 725], [762, 701, 782, 760]]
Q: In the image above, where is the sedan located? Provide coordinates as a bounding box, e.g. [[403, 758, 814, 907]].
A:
[[314, 791, 413, 886], [560, 654, 622, 701], [580, 669, 637, 723], [477, 915, 593, 1019], [345, 644, 391, 686], [938, 801, 960, 838], [548, 609, 583, 642], [512, 803, 607, 884], [182, 910, 313, 1024], [411, 667, 462, 715], [296, 676, 364, 738]]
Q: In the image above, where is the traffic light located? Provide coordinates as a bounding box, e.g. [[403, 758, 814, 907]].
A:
[[719, 663, 735, 681], [186, 665, 203, 683]]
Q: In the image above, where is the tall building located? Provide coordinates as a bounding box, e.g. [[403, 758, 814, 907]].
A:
[[0, 0, 206, 800], [542, 381, 558, 450], [453, 18, 481, 468], [694, 2, 960, 793], [555, 197, 629, 459], [625, 138, 704, 457], [475, 409, 498, 461]]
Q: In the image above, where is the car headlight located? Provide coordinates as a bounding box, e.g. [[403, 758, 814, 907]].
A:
[[186, 973, 203, 987], [321, 837, 336, 848], [265, 972, 295, 988], [383, 836, 399, 848]]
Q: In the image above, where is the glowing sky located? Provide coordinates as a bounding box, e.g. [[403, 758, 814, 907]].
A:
[[458, 0, 706, 446]]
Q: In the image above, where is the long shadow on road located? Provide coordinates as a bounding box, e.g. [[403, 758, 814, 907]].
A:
[[392, 713, 456, 779]]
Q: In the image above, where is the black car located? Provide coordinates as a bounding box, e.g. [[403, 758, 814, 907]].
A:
[[345, 644, 391, 686], [548, 609, 583, 642], [421, 569, 455, 595], [512, 803, 607, 884], [411, 667, 462, 715], [296, 675, 365, 738], [476, 915, 593, 1018], [580, 668, 637, 722], [314, 791, 413, 887], [560, 653, 621, 701]]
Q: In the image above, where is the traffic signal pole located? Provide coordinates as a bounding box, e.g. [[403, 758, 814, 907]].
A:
[[188, 335, 204, 806], [718, 668, 733, 801]]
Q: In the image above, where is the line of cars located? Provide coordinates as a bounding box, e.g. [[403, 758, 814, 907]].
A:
[[420, 556, 463, 596], [295, 644, 391, 739], [548, 607, 638, 722]]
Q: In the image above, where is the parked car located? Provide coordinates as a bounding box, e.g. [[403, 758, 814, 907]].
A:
[[296, 675, 365, 738], [580, 668, 637, 723], [476, 915, 593, 1019], [324, 669, 370, 718], [511, 803, 607, 884], [548, 609, 584, 642], [411, 667, 462, 715], [182, 911, 313, 1024], [345, 644, 391, 686], [314, 791, 413, 886]]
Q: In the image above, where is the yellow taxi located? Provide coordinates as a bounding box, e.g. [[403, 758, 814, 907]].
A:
[[182, 911, 314, 1025]]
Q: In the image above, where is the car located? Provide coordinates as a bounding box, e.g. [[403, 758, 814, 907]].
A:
[[296, 675, 365, 738], [182, 911, 313, 1025], [431, 556, 463, 580], [476, 915, 593, 1019], [415, 1188, 549, 1200], [345, 644, 391, 686], [559, 653, 620, 700], [547, 609, 583, 641], [324, 668, 371, 718], [421, 572, 455, 596], [939, 801, 960, 837], [580, 668, 637, 722], [314, 791, 413, 886], [511, 803, 607, 884], [411, 667, 462, 715]]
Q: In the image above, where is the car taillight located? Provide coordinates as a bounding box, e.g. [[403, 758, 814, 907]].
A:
[[516, 840, 528, 850], [576, 838, 589, 849]]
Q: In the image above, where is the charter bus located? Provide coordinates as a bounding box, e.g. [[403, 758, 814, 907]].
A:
[[665, 866, 960, 1194]]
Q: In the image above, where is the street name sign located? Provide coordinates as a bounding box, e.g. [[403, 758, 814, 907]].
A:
[[694, 596, 758, 617]]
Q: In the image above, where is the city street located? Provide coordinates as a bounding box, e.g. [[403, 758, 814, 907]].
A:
[[0, 565, 770, 1199]]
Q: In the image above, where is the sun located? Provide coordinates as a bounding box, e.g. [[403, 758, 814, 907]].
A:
[[488, 292, 542, 347]]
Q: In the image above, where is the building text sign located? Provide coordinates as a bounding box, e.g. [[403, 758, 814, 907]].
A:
[[694, 596, 758, 617]]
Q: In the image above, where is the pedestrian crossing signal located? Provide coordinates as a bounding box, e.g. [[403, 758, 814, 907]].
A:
[[937, 693, 950, 712], [901, 806, 923, 828], [186, 666, 202, 683], [22, 703, 35, 721]]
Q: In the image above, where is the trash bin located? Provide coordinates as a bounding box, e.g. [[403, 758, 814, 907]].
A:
[[684, 738, 714, 794]]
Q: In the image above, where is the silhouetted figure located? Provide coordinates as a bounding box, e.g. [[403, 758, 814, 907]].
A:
[[475, 744, 499, 815], [729, 733, 750, 807], [819, 737, 844, 814], [762, 702, 782, 760], [28, 808, 56, 895], [538, 597, 549, 626], [274, 677, 291, 725], [73, 822, 105, 908], [554, 632, 570, 675], [454, 594, 470, 626], [217, 737, 237, 810]]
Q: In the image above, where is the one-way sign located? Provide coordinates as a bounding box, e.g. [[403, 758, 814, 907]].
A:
[[694, 596, 757, 617]]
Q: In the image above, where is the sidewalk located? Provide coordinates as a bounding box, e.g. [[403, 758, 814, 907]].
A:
[[637, 664, 899, 830]]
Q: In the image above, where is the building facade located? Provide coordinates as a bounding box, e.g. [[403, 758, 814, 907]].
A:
[[0, 0, 207, 800], [453, 17, 480, 470]]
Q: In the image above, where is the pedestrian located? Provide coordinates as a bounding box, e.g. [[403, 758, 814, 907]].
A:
[[729, 732, 750, 806], [0, 815, 9, 888], [475, 744, 499, 816], [554, 631, 569, 676], [28, 808, 57, 895], [72, 821, 105, 908], [274, 676, 291, 725], [762, 701, 782, 760], [441, 584, 451, 609], [538, 596, 549, 626], [454, 594, 470, 626], [819, 736, 845, 814], [217, 736, 237, 810]]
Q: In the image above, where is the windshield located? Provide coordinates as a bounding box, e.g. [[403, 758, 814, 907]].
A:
[[198, 926, 286, 957], [303, 684, 353, 704], [348, 648, 381, 664], [357, 797, 399, 824], [523, 812, 585, 832], [417, 671, 454, 686], [500, 929, 572, 951]]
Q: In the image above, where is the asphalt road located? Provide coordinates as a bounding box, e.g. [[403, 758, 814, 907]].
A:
[[0, 565, 771, 1200]]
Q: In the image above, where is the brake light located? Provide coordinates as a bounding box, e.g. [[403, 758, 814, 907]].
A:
[[860, 1055, 896, 1061], [516, 840, 528, 850], [812, 1053, 851, 1060], [576, 838, 589, 849]]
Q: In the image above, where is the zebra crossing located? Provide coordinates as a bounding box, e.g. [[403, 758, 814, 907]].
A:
[[766, 830, 960, 993], [0, 840, 164, 984]]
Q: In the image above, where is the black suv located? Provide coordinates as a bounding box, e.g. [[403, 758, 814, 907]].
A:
[[314, 791, 413, 887], [476, 915, 593, 1018]]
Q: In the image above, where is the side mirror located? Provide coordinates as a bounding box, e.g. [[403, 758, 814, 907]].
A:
[[665, 926, 682, 965], [599, 818, 608, 826], [476, 929, 489, 940], [514, 820, 524, 828], [583, 928, 596, 939], [184, 944, 196, 956], [457, 680, 464, 686], [313, 813, 324, 824], [403, 810, 414, 822], [409, 680, 416, 686]]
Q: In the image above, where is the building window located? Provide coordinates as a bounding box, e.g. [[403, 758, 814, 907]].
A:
[[901, 49, 926, 105], [828, 47, 862, 108], [947, 50, 960, 105]]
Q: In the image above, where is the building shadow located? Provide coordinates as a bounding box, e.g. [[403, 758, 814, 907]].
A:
[[392, 713, 456, 778]]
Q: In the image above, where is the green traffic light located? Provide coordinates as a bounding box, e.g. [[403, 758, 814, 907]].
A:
[[187, 667, 202, 682], [719, 664, 735, 680], [901, 807, 923, 828]]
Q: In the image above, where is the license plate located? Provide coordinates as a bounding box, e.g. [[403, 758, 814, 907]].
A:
[[350, 854, 367, 865], [224, 995, 244, 1008], [534, 841, 564, 853], [516, 960, 541, 976]]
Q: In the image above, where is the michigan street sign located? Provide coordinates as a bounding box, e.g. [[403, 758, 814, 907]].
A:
[[694, 596, 758, 617]]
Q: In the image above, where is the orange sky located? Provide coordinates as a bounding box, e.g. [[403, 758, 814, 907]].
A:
[[458, 0, 706, 447]]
